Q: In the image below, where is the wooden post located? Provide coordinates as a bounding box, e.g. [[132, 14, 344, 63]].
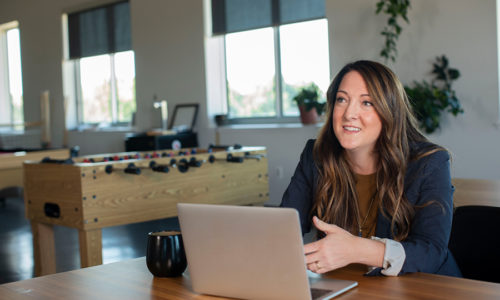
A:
[[215, 128, 220, 145], [31, 222, 56, 276], [78, 229, 103, 268], [62, 96, 68, 148], [40, 90, 51, 149]]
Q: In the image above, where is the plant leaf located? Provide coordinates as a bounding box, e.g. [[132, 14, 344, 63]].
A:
[[448, 69, 460, 80]]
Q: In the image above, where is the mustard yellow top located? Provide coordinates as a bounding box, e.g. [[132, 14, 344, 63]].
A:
[[355, 173, 378, 238]]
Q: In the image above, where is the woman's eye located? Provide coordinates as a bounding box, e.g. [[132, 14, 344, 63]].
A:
[[362, 100, 373, 106], [336, 97, 346, 103]]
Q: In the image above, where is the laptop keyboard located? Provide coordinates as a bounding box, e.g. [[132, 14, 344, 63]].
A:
[[311, 288, 332, 300]]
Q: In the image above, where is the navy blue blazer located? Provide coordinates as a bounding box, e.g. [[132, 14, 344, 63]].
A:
[[280, 139, 461, 277]]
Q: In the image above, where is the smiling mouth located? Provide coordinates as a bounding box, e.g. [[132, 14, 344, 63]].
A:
[[343, 126, 360, 132]]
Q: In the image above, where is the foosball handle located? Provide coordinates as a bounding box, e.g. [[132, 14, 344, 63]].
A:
[[152, 165, 170, 173], [226, 154, 243, 163], [189, 157, 202, 167], [124, 163, 141, 175], [177, 159, 189, 173], [105, 165, 113, 174], [70, 146, 80, 158]]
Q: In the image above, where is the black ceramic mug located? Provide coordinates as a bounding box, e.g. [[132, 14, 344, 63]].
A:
[[146, 231, 187, 277]]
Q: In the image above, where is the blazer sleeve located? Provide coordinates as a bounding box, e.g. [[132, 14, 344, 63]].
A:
[[280, 139, 316, 235], [399, 150, 455, 274]]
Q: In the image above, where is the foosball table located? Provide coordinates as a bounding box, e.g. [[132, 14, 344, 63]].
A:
[[0, 148, 70, 207], [0, 148, 70, 191], [23, 145, 269, 276]]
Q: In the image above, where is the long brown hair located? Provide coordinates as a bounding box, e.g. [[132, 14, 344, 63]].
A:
[[312, 60, 440, 241]]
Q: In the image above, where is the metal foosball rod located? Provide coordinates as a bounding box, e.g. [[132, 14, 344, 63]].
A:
[[243, 152, 266, 161], [208, 143, 242, 151]]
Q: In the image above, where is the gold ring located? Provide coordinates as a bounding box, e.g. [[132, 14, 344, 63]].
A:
[[315, 261, 320, 269]]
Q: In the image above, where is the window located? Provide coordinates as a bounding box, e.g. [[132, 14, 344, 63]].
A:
[[225, 28, 275, 118], [65, 1, 135, 126], [0, 21, 24, 129], [76, 51, 135, 124], [212, 0, 329, 122], [225, 19, 329, 119]]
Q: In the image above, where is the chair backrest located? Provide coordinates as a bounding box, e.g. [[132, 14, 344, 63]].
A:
[[449, 205, 500, 283]]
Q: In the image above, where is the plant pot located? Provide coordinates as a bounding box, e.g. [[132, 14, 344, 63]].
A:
[[214, 114, 227, 126], [299, 106, 318, 125]]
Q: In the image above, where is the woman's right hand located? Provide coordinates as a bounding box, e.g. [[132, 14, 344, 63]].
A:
[[304, 216, 385, 273], [304, 216, 357, 273]]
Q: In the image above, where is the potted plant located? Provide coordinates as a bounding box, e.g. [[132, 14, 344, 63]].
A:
[[405, 55, 464, 133], [293, 83, 326, 125]]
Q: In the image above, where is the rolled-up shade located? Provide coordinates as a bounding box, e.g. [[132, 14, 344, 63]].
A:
[[211, 0, 325, 35], [68, 1, 131, 59], [279, 0, 325, 25]]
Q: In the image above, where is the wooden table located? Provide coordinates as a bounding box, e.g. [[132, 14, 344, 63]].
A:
[[1, 257, 499, 299], [452, 178, 500, 207]]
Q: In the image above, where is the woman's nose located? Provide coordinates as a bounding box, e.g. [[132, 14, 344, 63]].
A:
[[344, 101, 359, 120]]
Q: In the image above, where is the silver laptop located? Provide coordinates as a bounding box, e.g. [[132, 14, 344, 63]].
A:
[[177, 203, 358, 300]]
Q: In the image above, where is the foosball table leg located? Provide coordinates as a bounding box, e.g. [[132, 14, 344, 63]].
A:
[[31, 222, 56, 276], [78, 229, 103, 268]]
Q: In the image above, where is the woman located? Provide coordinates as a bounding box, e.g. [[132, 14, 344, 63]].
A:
[[280, 60, 461, 277]]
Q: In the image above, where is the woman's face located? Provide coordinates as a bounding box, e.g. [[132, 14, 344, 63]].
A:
[[333, 71, 382, 155]]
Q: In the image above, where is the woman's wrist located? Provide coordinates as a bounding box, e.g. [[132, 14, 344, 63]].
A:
[[352, 236, 385, 267]]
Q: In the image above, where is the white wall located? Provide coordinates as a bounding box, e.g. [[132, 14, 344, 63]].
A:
[[210, 0, 500, 205], [130, 0, 207, 134], [0, 0, 499, 206], [327, 0, 500, 180], [0, 0, 69, 147], [0, 0, 210, 154]]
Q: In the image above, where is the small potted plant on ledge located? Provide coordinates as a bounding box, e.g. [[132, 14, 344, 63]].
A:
[[293, 83, 326, 125]]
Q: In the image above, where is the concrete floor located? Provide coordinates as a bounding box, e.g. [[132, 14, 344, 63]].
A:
[[0, 196, 180, 284]]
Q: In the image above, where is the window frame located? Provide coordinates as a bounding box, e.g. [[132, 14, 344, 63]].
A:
[[0, 21, 23, 131], [72, 51, 134, 126], [62, 1, 134, 128], [222, 18, 329, 125]]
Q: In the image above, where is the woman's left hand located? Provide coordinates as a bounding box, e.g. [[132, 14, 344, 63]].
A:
[[304, 216, 358, 273]]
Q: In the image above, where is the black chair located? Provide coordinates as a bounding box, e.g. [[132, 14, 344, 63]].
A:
[[448, 205, 500, 283]]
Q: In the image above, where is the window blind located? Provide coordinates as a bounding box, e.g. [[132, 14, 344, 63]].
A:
[[211, 0, 325, 35], [279, 0, 325, 25], [68, 1, 131, 59]]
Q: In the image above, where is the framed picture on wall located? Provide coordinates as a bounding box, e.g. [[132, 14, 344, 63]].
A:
[[169, 103, 199, 132]]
